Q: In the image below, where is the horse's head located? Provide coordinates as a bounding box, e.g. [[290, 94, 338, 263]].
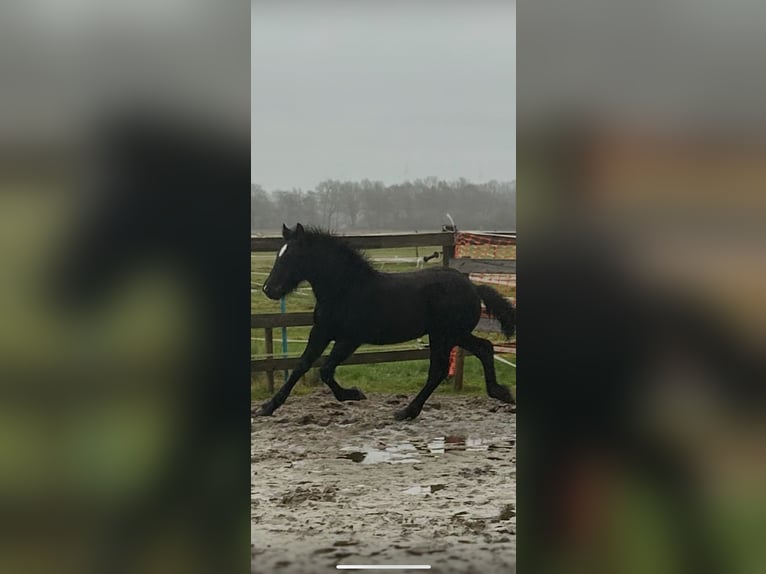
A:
[[262, 223, 309, 300]]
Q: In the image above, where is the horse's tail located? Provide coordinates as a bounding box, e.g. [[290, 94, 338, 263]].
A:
[[476, 285, 515, 339]]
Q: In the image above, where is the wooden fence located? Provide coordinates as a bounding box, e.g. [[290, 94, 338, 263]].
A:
[[251, 231, 515, 392]]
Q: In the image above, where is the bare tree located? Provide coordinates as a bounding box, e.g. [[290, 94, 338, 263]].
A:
[[316, 179, 343, 229], [253, 178, 516, 231], [339, 181, 362, 228]]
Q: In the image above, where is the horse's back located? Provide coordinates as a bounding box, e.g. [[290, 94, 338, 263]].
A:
[[379, 267, 481, 336], [385, 266, 465, 284]]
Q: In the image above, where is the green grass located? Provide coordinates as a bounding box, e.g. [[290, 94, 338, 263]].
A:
[[251, 355, 516, 401], [251, 244, 516, 400]]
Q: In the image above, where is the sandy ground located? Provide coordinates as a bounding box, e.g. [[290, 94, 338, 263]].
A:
[[251, 390, 516, 574]]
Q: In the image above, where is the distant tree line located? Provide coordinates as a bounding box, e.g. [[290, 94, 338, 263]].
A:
[[251, 178, 515, 232]]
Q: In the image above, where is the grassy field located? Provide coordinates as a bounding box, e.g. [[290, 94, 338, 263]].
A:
[[251, 243, 516, 400]]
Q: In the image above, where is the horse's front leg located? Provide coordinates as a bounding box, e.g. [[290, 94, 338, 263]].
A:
[[320, 340, 365, 401], [255, 327, 330, 416]]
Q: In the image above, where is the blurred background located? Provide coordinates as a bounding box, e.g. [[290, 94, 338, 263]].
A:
[[517, 1, 766, 573], [0, 1, 250, 573]]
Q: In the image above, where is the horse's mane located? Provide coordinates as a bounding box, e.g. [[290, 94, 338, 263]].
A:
[[302, 226, 375, 275]]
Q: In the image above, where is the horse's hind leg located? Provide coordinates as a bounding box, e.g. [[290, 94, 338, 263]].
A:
[[395, 338, 452, 420], [458, 334, 514, 404], [320, 340, 366, 401]]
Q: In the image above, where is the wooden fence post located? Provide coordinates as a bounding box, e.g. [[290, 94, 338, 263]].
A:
[[264, 327, 275, 392], [442, 242, 455, 269], [443, 236, 466, 390], [453, 347, 465, 390]]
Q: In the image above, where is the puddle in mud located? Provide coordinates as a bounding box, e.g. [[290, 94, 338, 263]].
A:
[[339, 452, 366, 463], [403, 483, 447, 495], [339, 436, 514, 464], [339, 442, 420, 464], [427, 436, 495, 454]]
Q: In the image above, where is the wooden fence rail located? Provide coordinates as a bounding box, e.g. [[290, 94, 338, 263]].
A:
[[251, 231, 514, 392], [449, 258, 516, 274], [252, 348, 432, 373], [251, 231, 456, 252]]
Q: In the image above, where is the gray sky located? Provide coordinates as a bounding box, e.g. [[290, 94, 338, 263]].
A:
[[252, 1, 515, 190]]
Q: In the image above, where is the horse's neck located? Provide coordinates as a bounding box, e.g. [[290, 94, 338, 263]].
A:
[[307, 273, 354, 303], [306, 254, 373, 302]]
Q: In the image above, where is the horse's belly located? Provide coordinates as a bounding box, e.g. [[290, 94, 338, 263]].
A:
[[367, 328, 425, 345], [362, 314, 427, 345]]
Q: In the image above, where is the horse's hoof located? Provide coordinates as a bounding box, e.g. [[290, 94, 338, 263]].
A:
[[337, 387, 366, 401], [489, 385, 514, 404], [254, 403, 275, 417], [394, 407, 419, 421]]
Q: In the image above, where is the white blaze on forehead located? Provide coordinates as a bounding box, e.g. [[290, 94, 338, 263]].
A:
[[278, 244, 288, 258]]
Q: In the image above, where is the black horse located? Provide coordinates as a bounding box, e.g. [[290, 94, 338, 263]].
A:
[[257, 223, 516, 420]]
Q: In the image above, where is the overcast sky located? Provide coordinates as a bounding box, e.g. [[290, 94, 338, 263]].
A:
[[252, 1, 515, 190]]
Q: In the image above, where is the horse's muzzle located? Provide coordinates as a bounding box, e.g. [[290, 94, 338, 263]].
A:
[[261, 281, 281, 300]]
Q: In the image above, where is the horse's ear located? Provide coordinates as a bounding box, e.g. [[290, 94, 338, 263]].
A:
[[282, 224, 291, 239], [295, 223, 305, 237]]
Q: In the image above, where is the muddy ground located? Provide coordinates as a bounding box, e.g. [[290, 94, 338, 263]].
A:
[[251, 390, 516, 574]]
